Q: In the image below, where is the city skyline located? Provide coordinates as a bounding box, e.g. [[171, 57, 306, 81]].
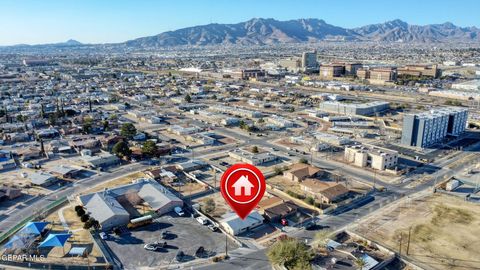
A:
[[0, 0, 479, 45]]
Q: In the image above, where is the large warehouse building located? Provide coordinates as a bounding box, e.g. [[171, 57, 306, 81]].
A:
[[319, 101, 390, 116]]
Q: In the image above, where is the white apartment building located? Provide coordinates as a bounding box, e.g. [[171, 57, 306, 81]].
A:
[[344, 145, 398, 171]]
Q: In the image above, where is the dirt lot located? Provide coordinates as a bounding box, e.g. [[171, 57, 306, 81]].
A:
[[41, 204, 106, 266], [86, 171, 146, 193], [169, 180, 207, 197], [355, 194, 480, 270], [194, 193, 230, 219]]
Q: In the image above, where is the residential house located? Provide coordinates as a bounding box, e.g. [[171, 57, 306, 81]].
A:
[[258, 197, 298, 222], [283, 163, 322, 182], [300, 179, 349, 204]]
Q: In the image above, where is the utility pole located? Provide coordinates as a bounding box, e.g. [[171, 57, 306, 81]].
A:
[[213, 169, 217, 189], [225, 234, 229, 259], [399, 233, 403, 255], [406, 226, 412, 255]]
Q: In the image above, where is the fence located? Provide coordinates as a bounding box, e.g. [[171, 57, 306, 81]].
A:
[[0, 196, 68, 245]]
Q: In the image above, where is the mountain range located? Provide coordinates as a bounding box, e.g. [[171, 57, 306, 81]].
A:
[[3, 18, 480, 49], [124, 18, 480, 47]]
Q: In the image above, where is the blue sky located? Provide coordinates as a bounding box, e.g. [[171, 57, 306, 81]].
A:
[[0, 0, 479, 45]]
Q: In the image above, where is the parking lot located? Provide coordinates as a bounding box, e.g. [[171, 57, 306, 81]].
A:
[[104, 213, 239, 269]]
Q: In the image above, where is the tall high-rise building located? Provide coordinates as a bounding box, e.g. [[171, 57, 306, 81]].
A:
[[301, 50, 318, 72], [401, 107, 468, 148]]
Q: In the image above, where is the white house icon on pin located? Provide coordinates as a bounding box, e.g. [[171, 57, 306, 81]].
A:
[[232, 175, 254, 196]]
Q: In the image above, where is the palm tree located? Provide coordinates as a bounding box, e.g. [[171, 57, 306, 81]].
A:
[[354, 257, 367, 270]]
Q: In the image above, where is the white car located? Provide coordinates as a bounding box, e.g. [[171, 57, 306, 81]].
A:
[[174, 206, 185, 216], [99, 232, 108, 240], [196, 217, 208, 225]]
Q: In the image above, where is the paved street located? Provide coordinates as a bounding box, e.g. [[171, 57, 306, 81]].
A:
[[0, 162, 149, 235]]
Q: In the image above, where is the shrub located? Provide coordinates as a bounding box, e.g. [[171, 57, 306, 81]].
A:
[[74, 205, 83, 212], [304, 196, 315, 205]]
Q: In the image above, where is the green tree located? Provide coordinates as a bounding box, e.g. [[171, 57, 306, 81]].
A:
[[267, 238, 314, 270], [274, 166, 283, 175], [251, 146, 259, 153], [313, 229, 333, 248], [80, 214, 90, 222], [304, 196, 315, 205], [48, 114, 57, 126], [16, 114, 24, 122], [82, 118, 94, 134], [120, 123, 137, 139], [76, 208, 85, 217], [102, 120, 109, 130], [202, 198, 216, 214], [142, 140, 158, 157], [112, 141, 131, 158], [185, 94, 192, 103]]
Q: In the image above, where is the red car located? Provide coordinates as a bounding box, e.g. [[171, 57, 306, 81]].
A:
[[280, 218, 288, 226]]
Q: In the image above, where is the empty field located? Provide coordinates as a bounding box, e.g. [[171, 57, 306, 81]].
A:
[[355, 194, 480, 270]]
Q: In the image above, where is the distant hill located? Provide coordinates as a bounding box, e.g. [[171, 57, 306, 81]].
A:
[[1, 39, 83, 48]]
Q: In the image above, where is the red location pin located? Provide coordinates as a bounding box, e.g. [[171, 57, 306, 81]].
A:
[[220, 163, 266, 220]]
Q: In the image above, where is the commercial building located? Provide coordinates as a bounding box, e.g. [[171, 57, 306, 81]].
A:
[[82, 152, 120, 169], [265, 115, 294, 128], [319, 101, 390, 116], [344, 145, 398, 171], [313, 132, 352, 146], [429, 90, 480, 101], [301, 51, 318, 72], [228, 149, 277, 165], [186, 132, 216, 145], [451, 80, 480, 92], [401, 107, 468, 148], [220, 211, 264, 235], [241, 69, 265, 80], [79, 179, 183, 230], [29, 172, 57, 187], [279, 58, 302, 73], [319, 64, 345, 80], [357, 67, 397, 84], [210, 105, 263, 118], [168, 125, 202, 135], [397, 64, 441, 78], [345, 63, 363, 76]]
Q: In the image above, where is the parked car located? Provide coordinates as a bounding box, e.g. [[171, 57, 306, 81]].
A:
[[174, 206, 185, 216], [196, 217, 208, 225], [161, 230, 170, 239], [207, 224, 218, 232], [195, 246, 205, 257], [99, 232, 108, 240], [175, 251, 185, 262], [144, 241, 167, 251], [281, 218, 288, 226]]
